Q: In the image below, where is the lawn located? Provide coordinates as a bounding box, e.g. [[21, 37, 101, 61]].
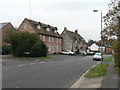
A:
[[103, 56, 113, 61], [85, 64, 108, 78]]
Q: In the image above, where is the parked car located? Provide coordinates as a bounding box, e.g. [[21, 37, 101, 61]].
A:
[[0, 49, 6, 55], [87, 51, 95, 55], [62, 50, 75, 55], [93, 53, 103, 61]]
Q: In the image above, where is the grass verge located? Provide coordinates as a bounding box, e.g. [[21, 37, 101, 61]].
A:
[[84, 64, 108, 78], [103, 56, 113, 61]]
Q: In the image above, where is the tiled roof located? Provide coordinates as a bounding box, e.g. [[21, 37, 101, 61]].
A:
[[66, 29, 86, 44], [0, 22, 9, 29], [26, 18, 62, 38]]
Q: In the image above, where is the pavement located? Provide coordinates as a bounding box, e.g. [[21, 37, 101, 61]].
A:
[[71, 57, 119, 89]]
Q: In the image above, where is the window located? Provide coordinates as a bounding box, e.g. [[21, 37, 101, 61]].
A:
[[56, 46, 58, 51], [57, 38, 58, 43], [48, 46, 51, 51], [59, 38, 61, 43], [46, 28, 50, 31], [52, 37, 54, 42], [40, 35, 42, 39], [37, 25, 41, 29], [52, 46, 54, 51], [49, 36, 51, 42], [43, 35, 45, 41], [54, 30, 57, 33]]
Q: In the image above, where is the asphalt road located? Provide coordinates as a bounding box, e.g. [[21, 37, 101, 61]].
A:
[[2, 54, 110, 88]]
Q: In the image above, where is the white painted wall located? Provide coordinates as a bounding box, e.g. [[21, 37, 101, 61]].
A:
[[89, 43, 99, 51]]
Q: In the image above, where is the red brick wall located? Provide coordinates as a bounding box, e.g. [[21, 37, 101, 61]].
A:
[[18, 19, 36, 33], [105, 47, 112, 54], [40, 35, 62, 54]]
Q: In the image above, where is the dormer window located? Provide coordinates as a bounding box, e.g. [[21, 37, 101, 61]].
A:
[[46, 28, 50, 31], [54, 30, 57, 33], [37, 25, 41, 29]]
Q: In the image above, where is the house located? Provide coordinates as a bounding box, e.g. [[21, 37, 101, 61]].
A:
[[88, 43, 99, 52], [18, 18, 62, 54], [98, 40, 112, 54], [0, 22, 15, 46], [61, 27, 87, 52]]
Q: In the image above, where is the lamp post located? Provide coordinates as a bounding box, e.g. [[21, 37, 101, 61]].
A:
[[93, 10, 103, 67]]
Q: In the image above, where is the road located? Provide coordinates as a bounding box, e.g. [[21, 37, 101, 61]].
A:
[[2, 54, 110, 88]]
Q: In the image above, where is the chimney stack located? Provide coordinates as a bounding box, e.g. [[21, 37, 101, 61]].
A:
[[75, 29, 78, 34]]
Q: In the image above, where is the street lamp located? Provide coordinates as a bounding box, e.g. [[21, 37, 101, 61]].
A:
[[93, 10, 103, 67]]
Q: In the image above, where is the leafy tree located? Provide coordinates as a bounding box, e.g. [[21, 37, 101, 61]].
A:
[[87, 39, 95, 46], [103, 0, 120, 74], [103, 0, 120, 40]]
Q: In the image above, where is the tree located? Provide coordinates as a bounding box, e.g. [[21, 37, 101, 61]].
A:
[[103, 0, 120, 40], [87, 39, 95, 46], [103, 0, 120, 74]]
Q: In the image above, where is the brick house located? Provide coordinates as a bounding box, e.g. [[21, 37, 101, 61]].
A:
[[18, 18, 62, 54], [98, 40, 112, 54], [61, 27, 87, 52], [0, 22, 15, 46]]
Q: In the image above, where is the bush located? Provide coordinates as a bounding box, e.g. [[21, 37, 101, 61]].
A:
[[6, 31, 48, 57], [30, 40, 48, 57], [2, 45, 11, 54]]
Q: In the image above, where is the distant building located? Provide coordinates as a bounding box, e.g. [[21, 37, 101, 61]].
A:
[[61, 27, 87, 52], [88, 42, 112, 54], [0, 22, 15, 46], [18, 18, 62, 54], [88, 43, 99, 52]]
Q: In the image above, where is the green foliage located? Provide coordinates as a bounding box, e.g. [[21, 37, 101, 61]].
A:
[[4, 29, 16, 43], [7, 31, 48, 57], [103, 56, 113, 61], [30, 40, 48, 57], [87, 39, 95, 46], [2, 45, 11, 54], [113, 40, 120, 75], [85, 64, 108, 78], [103, 0, 120, 39]]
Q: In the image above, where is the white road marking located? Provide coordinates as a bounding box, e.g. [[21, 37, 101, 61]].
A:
[[17, 64, 26, 67], [49, 61, 53, 63], [39, 62, 45, 63], [30, 63, 36, 65]]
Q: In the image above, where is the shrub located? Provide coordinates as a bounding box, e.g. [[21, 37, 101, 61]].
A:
[[2, 45, 11, 54], [6, 31, 48, 57], [30, 40, 48, 57]]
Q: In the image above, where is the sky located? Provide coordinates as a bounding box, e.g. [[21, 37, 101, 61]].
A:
[[0, 0, 111, 42]]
